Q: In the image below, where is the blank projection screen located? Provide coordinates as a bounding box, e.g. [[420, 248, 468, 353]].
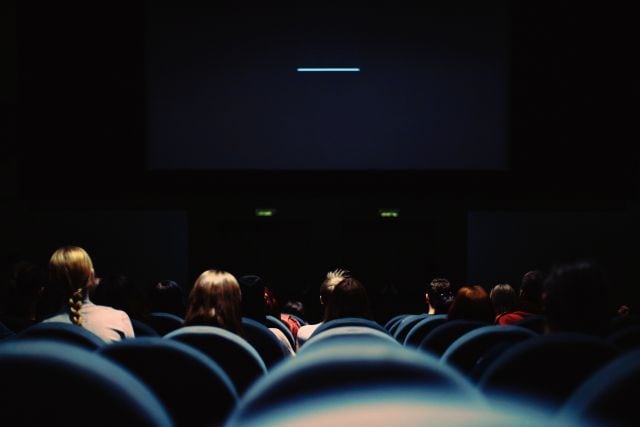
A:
[[145, 1, 509, 171]]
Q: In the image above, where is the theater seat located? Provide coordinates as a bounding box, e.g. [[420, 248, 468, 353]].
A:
[[229, 339, 482, 419], [299, 326, 398, 355], [165, 325, 266, 395], [478, 333, 619, 408], [131, 319, 160, 337], [18, 321, 106, 349], [242, 317, 290, 368], [310, 317, 387, 339], [0, 339, 171, 426], [384, 314, 408, 332], [394, 314, 430, 343], [440, 325, 537, 380], [403, 314, 448, 347], [148, 312, 184, 336], [559, 349, 640, 427], [418, 320, 486, 357], [227, 386, 579, 427], [607, 325, 640, 353], [265, 315, 295, 350], [99, 337, 237, 426]]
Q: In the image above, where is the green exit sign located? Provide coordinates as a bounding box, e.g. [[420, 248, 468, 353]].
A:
[[255, 208, 276, 217], [378, 209, 400, 218]]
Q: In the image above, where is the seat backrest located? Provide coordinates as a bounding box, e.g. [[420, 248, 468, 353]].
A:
[[478, 333, 619, 408], [230, 340, 482, 419], [242, 317, 290, 368], [310, 317, 387, 339], [387, 314, 411, 336], [148, 312, 184, 336], [0, 320, 14, 340], [299, 326, 398, 355], [384, 314, 409, 332], [165, 325, 266, 395], [99, 337, 237, 426], [440, 325, 537, 380], [607, 325, 640, 353], [418, 320, 487, 357], [131, 319, 160, 337], [18, 321, 106, 349], [559, 349, 640, 427], [0, 339, 171, 426], [403, 314, 448, 347], [265, 315, 295, 349], [394, 314, 430, 343], [227, 386, 581, 427]]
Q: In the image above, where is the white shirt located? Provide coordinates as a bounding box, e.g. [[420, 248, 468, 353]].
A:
[[43, 300, 135, 343], [296, 322, 322, 350]]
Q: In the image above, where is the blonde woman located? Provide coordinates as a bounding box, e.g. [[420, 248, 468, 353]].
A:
[[43, 246, 134, 342]]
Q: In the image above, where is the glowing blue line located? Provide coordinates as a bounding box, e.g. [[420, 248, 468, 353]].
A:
[[297, 68, 360, 72]]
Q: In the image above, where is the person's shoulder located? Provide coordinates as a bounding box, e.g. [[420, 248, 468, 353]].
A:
[[297, 322, 321, 338], [84, 303, 131, 320]]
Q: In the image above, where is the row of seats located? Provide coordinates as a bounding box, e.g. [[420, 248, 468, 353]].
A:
[[2, 315, 639, 426]]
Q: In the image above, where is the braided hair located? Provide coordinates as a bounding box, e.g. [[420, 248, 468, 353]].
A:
[[48, 246, 94, 326]]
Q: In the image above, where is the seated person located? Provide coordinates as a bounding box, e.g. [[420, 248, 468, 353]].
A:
[[296, 269, 349, 349], [149, 279, 186, 318], [490, 283, 532, 325], [184, 269, 243, 335], [42, 246, 134, 343], [426, 277, 454, 315], [448, 285, 494, 324], [238, 274, 295, 355]]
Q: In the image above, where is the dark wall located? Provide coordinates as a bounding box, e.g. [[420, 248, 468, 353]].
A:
[[8, 2, 639, 321]]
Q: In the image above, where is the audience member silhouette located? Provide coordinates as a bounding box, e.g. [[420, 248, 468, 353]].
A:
[[42, 246, 134, 342], [91, 274, 150, 323], [519, 270, 546, 314], [0, 260, 43, 332], [149, 279, 186, 318], [296, 269, 350, 348], [448, 285, 494, 323], [490, 283, 530, 325], [264, 286, 301, 339], [543, 261, 611, 336], [238, 274, 294, 354], [184, 269, 243, 335], [323, 277, 373, 322], [426, 278, 454, 315]]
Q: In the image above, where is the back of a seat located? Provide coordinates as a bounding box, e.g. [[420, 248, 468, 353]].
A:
[[394, 314, 430, 343], [265, 315, 295, 349], [418, 320, 486, 357], [560, 349, 640, 427], [0, 321, 14, 340], [99, 337, 237, 426], [231, 340, 482, 419], [242, 317, 289, 368], [18, 321, 106, 350], [310, 317, 387, 339], [403, 314, 448, 347], [607, 325, 640, 353], [384, 314, 408, 332], [148, 312, 184, 336], [0, 339, 171, 426], [441, 325, 537, 379], [165, 325, 267, 395], [299, 326, 398, 355], [131, 319, 160, 337], [479, 333, 619, 408]]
